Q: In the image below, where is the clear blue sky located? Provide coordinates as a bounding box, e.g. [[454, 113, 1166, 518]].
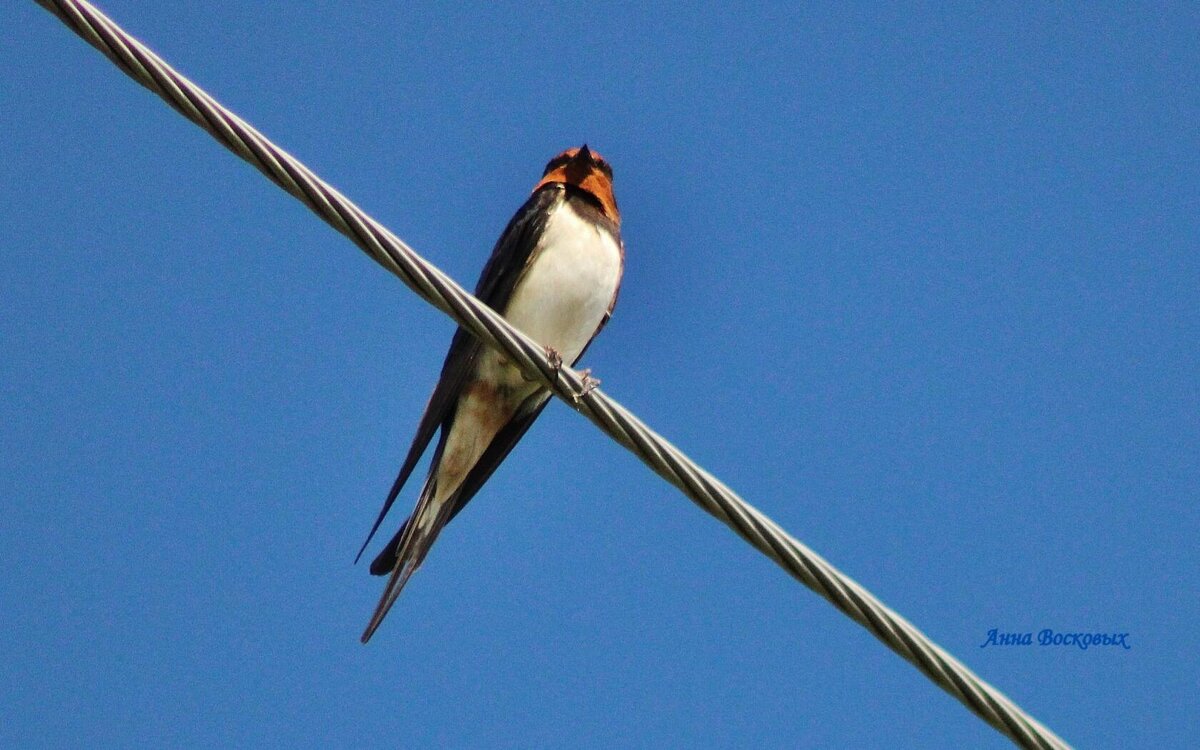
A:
[[5, 3, 1197, 747]]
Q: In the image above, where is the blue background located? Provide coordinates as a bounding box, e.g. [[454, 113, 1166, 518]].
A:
[[6, 2, 1197, 747]]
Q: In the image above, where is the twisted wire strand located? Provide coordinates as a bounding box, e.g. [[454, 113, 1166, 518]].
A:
[[33, 2, 1070, 747]]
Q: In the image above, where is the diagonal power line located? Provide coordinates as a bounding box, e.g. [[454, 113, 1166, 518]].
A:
[[32, 1, 1070, 747]]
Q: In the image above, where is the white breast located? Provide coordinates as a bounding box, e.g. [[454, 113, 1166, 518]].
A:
[[425, 197, 622, 508], [501, 198, 622, 366]]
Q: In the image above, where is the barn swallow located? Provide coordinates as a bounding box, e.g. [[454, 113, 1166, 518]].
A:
[[357, 145, 623, 642]]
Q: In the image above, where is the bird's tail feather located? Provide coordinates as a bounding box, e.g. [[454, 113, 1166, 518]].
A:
[[360, 547, 424, 643], [368, 518, 410, 576], [360, 482, 454, 643]]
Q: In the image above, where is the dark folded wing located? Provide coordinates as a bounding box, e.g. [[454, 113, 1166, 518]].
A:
[[355, 186, 564, 561], [367, 390, 550, 576]]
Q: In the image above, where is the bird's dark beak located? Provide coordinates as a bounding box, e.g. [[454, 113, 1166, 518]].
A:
[[572, 144, 594, 166]]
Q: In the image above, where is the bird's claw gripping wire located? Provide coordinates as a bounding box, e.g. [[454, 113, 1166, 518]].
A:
[[575, 369, 600, 402], [541, 346, 597, 401]]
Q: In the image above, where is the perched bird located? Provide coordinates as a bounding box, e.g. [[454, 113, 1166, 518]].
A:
[[357, 145, 623, 642]]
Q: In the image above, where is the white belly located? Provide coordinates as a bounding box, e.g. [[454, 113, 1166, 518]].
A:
[[501, 199, 623, 365], [427, 198, 621, 508]]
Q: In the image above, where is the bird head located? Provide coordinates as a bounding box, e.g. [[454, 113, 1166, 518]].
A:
[[534, 145, 619, 224]]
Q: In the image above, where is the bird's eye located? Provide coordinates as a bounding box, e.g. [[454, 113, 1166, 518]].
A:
[[542, 154, 572, 176], [596, 160, 613, 179]]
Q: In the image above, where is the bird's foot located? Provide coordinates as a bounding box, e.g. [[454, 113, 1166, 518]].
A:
[[574, 369, 601, 402], [545, 346, 564, 373], [523, 346, 564, 383]]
